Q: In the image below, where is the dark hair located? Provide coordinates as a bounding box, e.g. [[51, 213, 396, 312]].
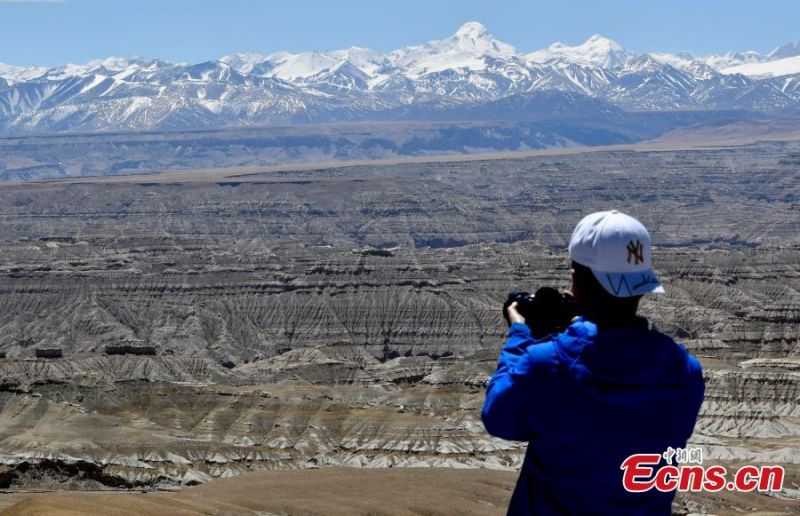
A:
[[571, 261, 641, 326]]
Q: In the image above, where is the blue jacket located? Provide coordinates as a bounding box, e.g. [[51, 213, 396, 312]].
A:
[[482, 317, 704, 515]]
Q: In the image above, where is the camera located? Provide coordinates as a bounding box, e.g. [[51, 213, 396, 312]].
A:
[[504, 287, 579, 339]]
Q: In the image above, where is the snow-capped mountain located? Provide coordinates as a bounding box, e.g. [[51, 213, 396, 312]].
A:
[[0, 63, 47, 82], [526, 34, 633, 68], [1, 22, 799, 135], [769, 42, 800, 61], [721, 55, 800, 79], [389, 21, 517, 76]]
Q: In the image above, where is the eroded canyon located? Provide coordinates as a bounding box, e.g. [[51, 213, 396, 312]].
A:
[[0, 141, 798, 514]]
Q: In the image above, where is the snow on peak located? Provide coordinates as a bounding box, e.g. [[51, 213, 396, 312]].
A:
[[649, 52, 696, 70], [647, 52, 720, 78], [390, 22, 517, 78], [327, 47, 388, 76], [38, 56, 165, 81], [721, 54, 800, 79], [769, 41, 800, 60], [618, 53, 663, 73], [86, 56, 140, 71], [0, 63, 47, 82], [220, 53, 269, 74], [584, 34, 622, 48], [220, 46, 387, 83], [455, 21, 489, 39], [449, 22, 516, 56], [702, 51, 765, 71], [574, 34, 630, 66], [527, 34, 631, 68], [268, 52, 341, 82]]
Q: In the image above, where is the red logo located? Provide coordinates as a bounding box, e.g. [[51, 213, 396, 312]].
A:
[[621, 450, 784, 493]]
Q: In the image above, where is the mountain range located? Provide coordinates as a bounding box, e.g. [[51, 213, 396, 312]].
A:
[[1, 22, 800, 135]]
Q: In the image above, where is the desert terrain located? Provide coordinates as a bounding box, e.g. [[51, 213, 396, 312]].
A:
[[0, 140, 797, 514]]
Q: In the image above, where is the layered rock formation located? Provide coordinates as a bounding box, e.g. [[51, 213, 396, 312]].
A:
[[0, 142, 797, 512]]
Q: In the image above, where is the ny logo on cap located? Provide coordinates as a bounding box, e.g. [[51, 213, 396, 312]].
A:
[[626, 239, 644, 265]]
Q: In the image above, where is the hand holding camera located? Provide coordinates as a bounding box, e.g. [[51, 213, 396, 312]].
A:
[[503, 287, 578, 340]]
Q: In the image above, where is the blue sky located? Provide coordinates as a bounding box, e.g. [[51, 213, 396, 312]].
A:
[[1, 0, 798, 66]]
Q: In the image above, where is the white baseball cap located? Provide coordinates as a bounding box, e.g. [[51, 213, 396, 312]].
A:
[[568, 210, 665, 297]]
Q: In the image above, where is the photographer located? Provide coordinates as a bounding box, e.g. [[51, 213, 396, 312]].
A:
[[482, 210, 705, 515]]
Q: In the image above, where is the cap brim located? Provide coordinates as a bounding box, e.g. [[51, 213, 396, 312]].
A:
[[591, 269, 665, 297]]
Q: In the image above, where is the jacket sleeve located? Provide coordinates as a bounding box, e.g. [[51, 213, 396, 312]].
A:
[[481, 322, 543, 441], [685, 353, 706, 437]]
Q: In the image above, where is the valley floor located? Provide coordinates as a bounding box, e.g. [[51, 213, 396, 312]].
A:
[[1, 467, 799, 515], [0, 468, 516, 515]]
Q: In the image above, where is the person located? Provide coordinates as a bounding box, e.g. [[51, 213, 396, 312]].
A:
[[482, 210, 705, 515]]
